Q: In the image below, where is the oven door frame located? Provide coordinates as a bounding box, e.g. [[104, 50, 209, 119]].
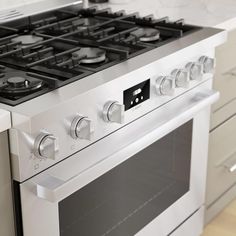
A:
[[19, 85, 218, 236]]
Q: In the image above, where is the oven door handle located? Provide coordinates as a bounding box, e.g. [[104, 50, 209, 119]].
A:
[[31, 89, 219, 203]]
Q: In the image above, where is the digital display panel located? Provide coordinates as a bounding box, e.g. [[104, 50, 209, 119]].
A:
[[123, 79, 150, 111]]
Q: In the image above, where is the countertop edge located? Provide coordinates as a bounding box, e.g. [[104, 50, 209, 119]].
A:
[[216, 17, 236, 32]]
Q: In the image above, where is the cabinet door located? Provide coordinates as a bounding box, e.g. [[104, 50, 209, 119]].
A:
[[212, 29, 236, 128], [207, 114, 236, 207]]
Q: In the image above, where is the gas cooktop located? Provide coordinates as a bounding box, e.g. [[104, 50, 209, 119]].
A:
[[0, 5, 201, 106]]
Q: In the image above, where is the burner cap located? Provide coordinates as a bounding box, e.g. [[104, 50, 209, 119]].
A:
[[7, 77, 28, 88], [12, 35, 44, 48], [72, 47, 106, 64], [2, 73, 44, 96], [132, 28, 160, 42], [73, 18, 101, 30]]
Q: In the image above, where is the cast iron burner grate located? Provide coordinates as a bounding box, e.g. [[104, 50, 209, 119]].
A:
[[0, 5, 201, 106]]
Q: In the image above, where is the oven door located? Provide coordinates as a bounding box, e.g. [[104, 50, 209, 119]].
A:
[[20, 88, 219, 236]]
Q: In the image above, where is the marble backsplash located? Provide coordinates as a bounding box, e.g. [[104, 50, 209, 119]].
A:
[[0, 0, 46, 10], [1, 0, 236, 29]]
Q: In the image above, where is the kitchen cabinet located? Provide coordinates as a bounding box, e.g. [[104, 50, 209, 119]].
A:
[[206, 29, 236, 223], [211, 29, 236, 129]]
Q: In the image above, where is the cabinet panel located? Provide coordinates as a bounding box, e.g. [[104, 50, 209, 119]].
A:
[[0, 132, 15, 236], [207, 114, 236, 207], [212, 29, 236, 126]]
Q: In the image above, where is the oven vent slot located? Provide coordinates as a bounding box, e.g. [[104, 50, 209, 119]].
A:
[[0, 9, 23, 22]]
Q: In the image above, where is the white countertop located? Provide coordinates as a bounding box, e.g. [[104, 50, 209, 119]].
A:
[[0, 0, 236, 30], [85, 0, 236, 31], [0, 110, 11, 132]]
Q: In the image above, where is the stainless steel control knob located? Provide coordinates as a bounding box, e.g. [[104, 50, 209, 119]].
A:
[[198, 56, 215, 73], [34, 132, 59, 160], [103, 101, 125, 124], [171, 69, 190, 88], [156, 76, 175, 96], [70, 115, 94, 140], [185, 62, 203, 81]]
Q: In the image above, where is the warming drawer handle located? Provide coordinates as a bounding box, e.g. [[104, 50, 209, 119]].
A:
[[32, 89, 220, 203], [229, 164, 236, 173], [221, 152, 236, 173]]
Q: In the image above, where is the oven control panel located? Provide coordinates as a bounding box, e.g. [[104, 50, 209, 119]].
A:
[[124, 79, 150, 111], [10, 53, 216, 182]]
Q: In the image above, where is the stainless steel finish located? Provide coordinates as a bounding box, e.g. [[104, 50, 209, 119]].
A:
[[139, 29, 160, 42], [170, 207, 205, 236], [72, 48, 107, 64], [0, 3, 227, 236], [34, 132, 59, 160], [8, 51, 224, 182], [80, 55, 106, 64], [226, 163, 236, 173], [199, 56, 215, 73], [185, 62, 203, 81], [11, 35, 44, 46], [0, 28, 226, 115], [0, 15, 225, 182], [5, 44, 225, 184], [34, 89, 219, 203], [20, 80, 215, 236], [140, 34, 160, 42], [172, 69, 190, 88], [155, 76, 175, 96], [4, 29, 230, 116], [103, 101, 125, 124], [70, 115, 94, 140]]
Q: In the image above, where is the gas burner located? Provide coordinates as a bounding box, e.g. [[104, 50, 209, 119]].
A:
[[7, 76, 29, 88], [0, 7, 201, 106], [11, 35, 44, 48], [72, 17, 103, 30], [0, 72, 44, 96], [131, 28, 161, 42], [72, 47, 106, 64]]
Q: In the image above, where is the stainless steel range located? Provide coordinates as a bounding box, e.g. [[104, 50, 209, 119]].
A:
[[0, 1, 226, 236]]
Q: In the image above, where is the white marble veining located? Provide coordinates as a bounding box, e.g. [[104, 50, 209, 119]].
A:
[[0, 0, 43, 10], [0, 0, 236, 30], [0, 109, 11, 132], [85, 0, 236, 30]]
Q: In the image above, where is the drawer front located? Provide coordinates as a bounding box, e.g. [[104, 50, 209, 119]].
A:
[[211, 95, 236, 130], [214, 29, 236, 80], [213, 73, 236, 116], [207, 114, 236, 206], [171, 207, 204, 236], [212, 29, 236, 126]]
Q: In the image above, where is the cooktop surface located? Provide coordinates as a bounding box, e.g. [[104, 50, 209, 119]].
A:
[[0, 6, 201, 106]]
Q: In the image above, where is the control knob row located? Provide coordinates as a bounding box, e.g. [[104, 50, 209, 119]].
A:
[[156, 56, 215, 96], [33, 56, 214, 159], [33, 101, 124, 159]]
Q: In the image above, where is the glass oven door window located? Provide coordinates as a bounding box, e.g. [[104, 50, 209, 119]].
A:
[[59, 120, 193, 236]]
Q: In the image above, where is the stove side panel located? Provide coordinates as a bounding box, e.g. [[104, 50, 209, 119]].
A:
[[0, 131, 15, 236]]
